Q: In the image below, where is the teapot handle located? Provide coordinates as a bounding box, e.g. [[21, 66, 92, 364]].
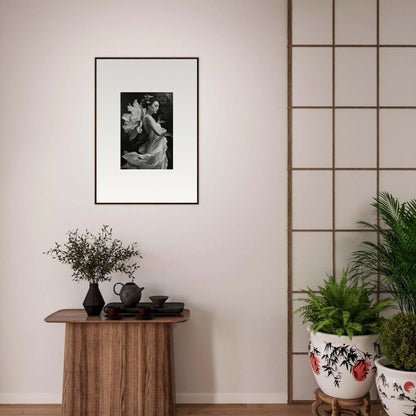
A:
[[113, 282, 124, 296]]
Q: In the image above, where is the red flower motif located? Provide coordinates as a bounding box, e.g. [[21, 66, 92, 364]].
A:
[[404, 382, 415, 393], [310, 353, 320, 375], [352, 359, 370, 381]]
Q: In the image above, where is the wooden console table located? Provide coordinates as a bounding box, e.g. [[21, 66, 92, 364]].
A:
[[45, 309, 190, 416]]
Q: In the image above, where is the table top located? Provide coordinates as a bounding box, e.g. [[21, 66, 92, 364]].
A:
[[45, 309, 190, 324]]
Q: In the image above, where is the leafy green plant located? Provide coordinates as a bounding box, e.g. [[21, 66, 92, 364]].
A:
[[45, 225, 142, 283], [295, 271, 394, 339], [378, 312, 416, 371], [350, 192, 416, 314]]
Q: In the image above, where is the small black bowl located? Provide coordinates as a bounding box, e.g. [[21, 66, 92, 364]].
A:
[[149, 295, 169, 308]]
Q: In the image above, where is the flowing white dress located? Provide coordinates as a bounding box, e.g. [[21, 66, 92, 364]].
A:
[[122, 115, 168, 169]]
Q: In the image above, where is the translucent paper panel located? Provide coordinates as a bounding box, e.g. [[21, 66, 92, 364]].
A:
[[293, 294, 310, 352], [292, 109, 332, 168], [380, 110, 416, 168], [335, 109, 377, 168], [293, 354, 318, 400], [335, 171, 377, 229], [380, 171, 416, 202], [380, 0, 416, 44], [292, 171, 332, 229], [335, 48, 377, 106], [335, 231, 377, 279], [292, 0, 332, 44], [288, 0, 416, 403], [380, 48, 416, 106], [293, 48, 333, 106], [335, 0, 377, 44], [292, 232, 333, 291]]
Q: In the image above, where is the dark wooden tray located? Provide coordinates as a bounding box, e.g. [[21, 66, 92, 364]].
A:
[[104, 302, 184, 316]]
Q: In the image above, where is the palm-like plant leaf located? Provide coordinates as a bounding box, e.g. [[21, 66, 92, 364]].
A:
[[350, 192, 416, 314]]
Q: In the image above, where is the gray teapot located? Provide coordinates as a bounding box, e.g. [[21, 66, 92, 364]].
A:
[[113, 282, 144, 306]]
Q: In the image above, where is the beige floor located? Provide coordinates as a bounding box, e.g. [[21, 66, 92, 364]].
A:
[[0, 403, 382, 415]]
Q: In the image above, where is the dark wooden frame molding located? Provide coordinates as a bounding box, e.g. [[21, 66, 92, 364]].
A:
[[94, 57, 199, 205], [287, 0, 416, 403]]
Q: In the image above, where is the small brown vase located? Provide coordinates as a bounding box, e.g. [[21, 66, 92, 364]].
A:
[[83, 282, 105, 316]]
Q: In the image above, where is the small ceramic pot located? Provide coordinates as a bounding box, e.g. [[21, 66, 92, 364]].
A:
[[107, 306, 120, 318], [138, 306, 150, 317], [375, 357, 416, 416], [308, 330, 380, 399]]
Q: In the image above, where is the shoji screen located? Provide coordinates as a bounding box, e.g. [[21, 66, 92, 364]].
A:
[[288, 0, 416, 403]]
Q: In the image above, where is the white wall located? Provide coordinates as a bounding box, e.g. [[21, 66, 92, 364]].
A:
[[0, 0, 287, 404]]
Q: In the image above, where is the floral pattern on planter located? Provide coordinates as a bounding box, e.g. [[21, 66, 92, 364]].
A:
[[352, 359, 371, 381], [310, 352, 320, 375], [376, 357, 416, 416], [308, 340, 379, 388], [307, 331, 380, 399]]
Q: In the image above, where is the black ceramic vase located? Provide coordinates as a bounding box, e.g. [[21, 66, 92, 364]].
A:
[[83, 282, 105, 316]]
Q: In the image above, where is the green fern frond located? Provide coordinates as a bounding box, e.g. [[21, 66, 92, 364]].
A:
[[295, 269, 395, 339]]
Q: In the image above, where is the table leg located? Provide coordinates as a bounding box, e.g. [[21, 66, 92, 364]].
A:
[[62, 322, 175, 416]]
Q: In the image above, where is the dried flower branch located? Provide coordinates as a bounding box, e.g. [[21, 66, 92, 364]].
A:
[[45, 225, 142, 283]]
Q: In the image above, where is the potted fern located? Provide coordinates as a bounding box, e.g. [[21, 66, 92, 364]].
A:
[[296, 270, 393, 399], [350, 192, 416, 415]]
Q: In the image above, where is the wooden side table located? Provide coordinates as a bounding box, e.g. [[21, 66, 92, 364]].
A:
[[45, 309, 190, 416]]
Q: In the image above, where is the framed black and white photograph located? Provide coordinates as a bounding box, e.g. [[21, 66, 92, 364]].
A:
[[95, 57, 198, 204]]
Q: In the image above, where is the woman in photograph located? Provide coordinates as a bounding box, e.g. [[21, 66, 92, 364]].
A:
[[122, 96, 169, 169]]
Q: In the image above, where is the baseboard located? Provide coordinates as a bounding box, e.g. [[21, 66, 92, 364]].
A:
[[175, 393, 287, 404], [0, 393, 287, 404], [0, 394, 61, 404]]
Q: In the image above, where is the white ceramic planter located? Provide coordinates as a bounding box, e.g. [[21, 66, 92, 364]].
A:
[[375, 357, 416, 416], [308, 331, 380, 399]]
